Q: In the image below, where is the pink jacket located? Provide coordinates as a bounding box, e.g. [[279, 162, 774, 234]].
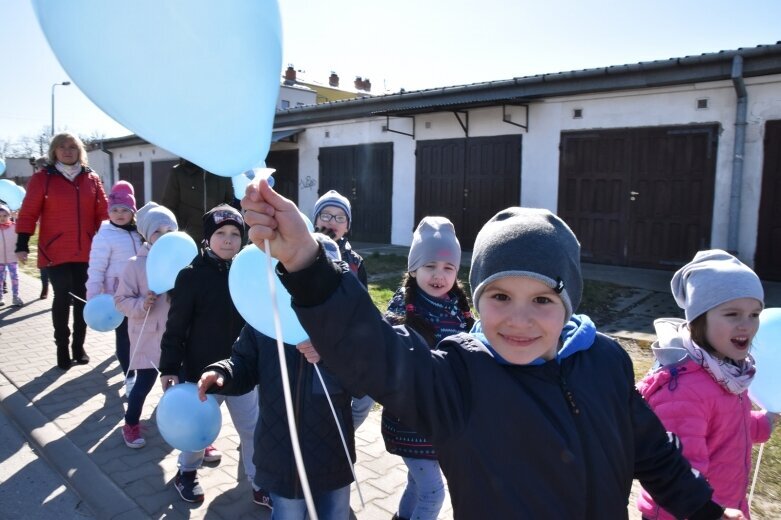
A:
[[637, 358, 772, 519], [0, 222, 17, 264], [86, 221, 142, 299], [114, 245, 171, 371]]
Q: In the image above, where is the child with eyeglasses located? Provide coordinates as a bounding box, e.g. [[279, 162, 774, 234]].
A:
[[312, 190, 374, 430]]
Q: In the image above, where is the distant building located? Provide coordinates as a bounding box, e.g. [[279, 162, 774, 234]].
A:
[[94, 44, 781, 280], [281, 65, 373, 104]]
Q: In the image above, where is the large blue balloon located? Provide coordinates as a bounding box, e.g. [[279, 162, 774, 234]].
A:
[[84, 294, 124, 332], [146, 231, 198, 294], [156, 383, 222, 452], [32, 0, 282, 178], [0, 179, 25, 211], [229, 245, 309, 345], [749, 308, 781, 412]]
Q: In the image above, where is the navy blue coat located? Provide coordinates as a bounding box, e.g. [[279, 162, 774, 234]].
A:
[[206, 326, 356, 499]]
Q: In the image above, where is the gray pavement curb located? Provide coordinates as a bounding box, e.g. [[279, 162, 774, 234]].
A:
[[0, 370, 148, 520]]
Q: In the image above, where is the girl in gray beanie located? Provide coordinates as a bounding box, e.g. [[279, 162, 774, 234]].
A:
[[383, 216, 474, 520], [236, 181, 740, 519], [636, 249, 778, 519]]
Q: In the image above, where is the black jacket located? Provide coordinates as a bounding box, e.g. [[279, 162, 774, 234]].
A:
[[206, 327, 356, 498], [161, 161, 234, 244], [278, 250, 722, 520], [159, 252, 244, 382]]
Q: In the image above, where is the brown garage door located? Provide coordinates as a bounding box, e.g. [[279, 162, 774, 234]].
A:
[[558, 125, 717, 269], [118, 162, 145, 204], [318, 143, 393, 243], [266, 150, 299, 206], [415, 135, 522, 249], [755, 120, 781, 280]]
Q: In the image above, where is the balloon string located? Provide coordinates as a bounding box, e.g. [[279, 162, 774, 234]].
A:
[[264, 238, 318, 520], [125, 307, 151, 379], [313, 363, 365, 508], [749, 442, 765, 511], [68, 292, 87, 304]]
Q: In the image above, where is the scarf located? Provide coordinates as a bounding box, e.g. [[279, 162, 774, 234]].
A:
[[55, 161, 82, 181], [668, 320, 756, 395], [110, 221, 137, 232], [386, 287, 470, 344]]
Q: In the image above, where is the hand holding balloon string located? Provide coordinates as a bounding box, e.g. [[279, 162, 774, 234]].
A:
[[242, 179, 319, 271]]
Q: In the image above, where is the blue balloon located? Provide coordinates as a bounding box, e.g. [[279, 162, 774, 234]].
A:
[[749, 308, 781, 412], [229, 246, 309, 344], [146, 231, 198, 294], [156, 383, 222, 452], [84, 294, 124, 332], [32, 0, 282, 178], [0, 158, 5, 175], [0, 179, 25, 211]]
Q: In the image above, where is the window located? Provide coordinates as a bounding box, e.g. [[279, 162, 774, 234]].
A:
[[280, 99, 290, 109]]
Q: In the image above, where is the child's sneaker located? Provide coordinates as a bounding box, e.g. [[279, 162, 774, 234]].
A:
[[252, 487, 273, 510], [203, 445, 222, 462], [12, 295, 23, 307], [174, 470, 205, 503], [122, 423, 146, 448]]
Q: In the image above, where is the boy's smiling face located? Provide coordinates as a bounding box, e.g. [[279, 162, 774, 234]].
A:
[[477, 276, 567, 364]]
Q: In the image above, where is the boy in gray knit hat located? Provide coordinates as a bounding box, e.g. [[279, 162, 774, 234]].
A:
[[236, 183, 737, 519]]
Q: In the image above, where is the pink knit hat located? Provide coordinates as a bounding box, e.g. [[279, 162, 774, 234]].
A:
[[108, 180, 137, 213]]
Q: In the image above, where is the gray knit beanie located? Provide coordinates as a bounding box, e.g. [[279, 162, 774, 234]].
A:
[[671, 249, 764, 322], [469, 207, 582, 321], [313, 190, 352, 229], [408, 216, 461, 272], [136, 202, 178, 242]]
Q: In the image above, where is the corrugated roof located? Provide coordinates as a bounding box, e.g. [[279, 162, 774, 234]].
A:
[[274, 42, 781, 128]]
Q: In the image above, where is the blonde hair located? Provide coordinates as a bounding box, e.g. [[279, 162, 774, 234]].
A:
[[47, 133, 89, 167]]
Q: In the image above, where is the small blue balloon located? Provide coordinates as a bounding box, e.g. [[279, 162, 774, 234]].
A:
[[749, 308, 781, 412], [146, 231, 198, 294], [156, 383, 222, 452], [0, 179, 24, 211], [229, 246, 308, 344], [0, 158, 5, 176], [83, 294, 124, 332]]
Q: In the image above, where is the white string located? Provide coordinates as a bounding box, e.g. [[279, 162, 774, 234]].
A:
[[313, 363, 365, 508], [264, 237, 318, 520], [125, 307, 151, 379], [748, 442, 765, 511], [68, 292, 87, 304]]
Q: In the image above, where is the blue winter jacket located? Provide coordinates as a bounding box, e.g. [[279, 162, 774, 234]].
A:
[[277, 249, 722, 520]]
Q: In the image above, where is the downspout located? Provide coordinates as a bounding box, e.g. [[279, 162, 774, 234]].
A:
[[727, 54, 747, 254], [100, 141, 115, 186]]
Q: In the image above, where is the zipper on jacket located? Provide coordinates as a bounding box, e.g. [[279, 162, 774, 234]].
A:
[[739, 393, 749, 513], [559, 373, 580, 415], [75, 180, 82, 252], [127, 229, 138, 255]]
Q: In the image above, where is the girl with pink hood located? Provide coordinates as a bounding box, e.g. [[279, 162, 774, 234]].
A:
[[637, 249, 779, 519]]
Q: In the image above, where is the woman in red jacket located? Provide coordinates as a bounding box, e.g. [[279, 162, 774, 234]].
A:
[[15, 133, 109, 370]]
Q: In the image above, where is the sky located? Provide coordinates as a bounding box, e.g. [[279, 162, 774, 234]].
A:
[[1, 0, 779, 147]]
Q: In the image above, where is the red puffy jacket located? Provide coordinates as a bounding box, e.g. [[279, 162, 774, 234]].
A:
[[16, 166, 108, 268]]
